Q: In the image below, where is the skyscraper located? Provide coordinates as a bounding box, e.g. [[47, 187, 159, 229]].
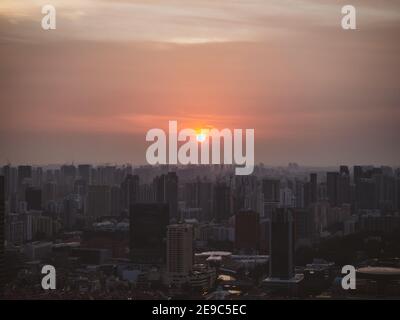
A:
[[154, 172, 178, 221], [235, 210, 260, 254], [17, 165, 32, 187], [78, 164, 92, 184], [234, 175, 259, 214], [338, 166, 351, 206], [262, 178, 280, 202], [2, 165, 10, 201], [62, 195, 78, 230], [25, 187, 42, 211], [86, 185, 111, 218], [184, 178, 213, 221], [130, 203, 169, 264], [121, 174, 139, 213], [262, 178, 280, 219], [309, 173, 318, 203], [42, 181, 57, 208], [17, 165, 32, 199], [327, 172, 339, 207], [213, 182, 232, 222], [269, 208, 295, 279], [110, 186, 122, 216], [166, 224, 193, 286], [0, 176, 5, 296], [165, 172, 178, 221]]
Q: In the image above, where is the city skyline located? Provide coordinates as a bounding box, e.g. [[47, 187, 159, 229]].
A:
[[1, 162, 400, 299]]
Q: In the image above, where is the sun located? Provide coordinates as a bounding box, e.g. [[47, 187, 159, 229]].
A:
[[196, 128, 209, 143]]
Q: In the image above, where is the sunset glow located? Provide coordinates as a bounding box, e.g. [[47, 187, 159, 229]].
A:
[[0, 0, 399, 165]]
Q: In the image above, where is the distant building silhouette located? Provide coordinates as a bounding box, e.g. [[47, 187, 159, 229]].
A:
[[269, 208, 295, 279], [17, 165, 32, 188], [0, 176, 4, 296], [327, 172, 339, 207], [213, 182, 232, 222], [25, 187, 42, 211], [110, 186, 122, 216], [154, 172, 178, 220], [78, 164, 92, 184], [262, 178, 280, 219], [235, 209, 260, 254], [121, 174, 139, 213], [166, 224, 193, 286], [184, 178, 213, 221], [129, 203, 169, 265], [86, 185, 111, 218]]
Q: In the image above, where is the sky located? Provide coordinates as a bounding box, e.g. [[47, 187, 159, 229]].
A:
[[0, 0, 399, 166]]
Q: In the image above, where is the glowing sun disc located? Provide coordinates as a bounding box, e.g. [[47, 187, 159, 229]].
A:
[[196, 128, 209, 142]]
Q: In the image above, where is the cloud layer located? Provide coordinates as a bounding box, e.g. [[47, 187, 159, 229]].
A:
[[0, 0, 399, 165]]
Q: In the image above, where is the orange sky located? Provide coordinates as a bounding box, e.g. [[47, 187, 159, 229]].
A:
[[0, 0, 399, 165]]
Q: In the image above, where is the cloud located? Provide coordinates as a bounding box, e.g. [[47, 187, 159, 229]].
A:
[[0, 1, 399, 165], [1, 0, 400, 43]]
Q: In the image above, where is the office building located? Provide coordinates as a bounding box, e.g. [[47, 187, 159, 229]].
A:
[[25, 187, 42, 211], [154, 172, 178, 220], [166, 224, 193, 286], [121, 174, 139, 212], [130, 203, 169, 264], [262, 178, 280, 219], [86, 185, 111, 218], [269, 208, 295, 279], [235, 210, 260, 254], [0, 176, 5, 294]]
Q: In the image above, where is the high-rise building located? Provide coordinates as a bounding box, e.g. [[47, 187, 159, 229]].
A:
[[262, 178, 280, 219], [97, 165, 116, 186], [327, 172, 339, 207], [110, 186, 122, 216], [338, 166, 351, 206], [235, 210, 260, 254], [0, 176, 5, 295], [354, 165, 363, 185], [166, 224, 193, 286], [42, 181, 57, 208], [213, 182, 232, 222], [61, 165, 76, 182], [86, 185, 111, 218], [74, 178, 87, 198], [59, 165, 76, 195], [295, 179, 305, 209], [78, 164, 92, 184], [262, 178, 280, 202], [309, 173, 318, 203], [129, 203, 169, 264], [358, 178, 376, 209], [25, 187, 42, 211], [32, 167, 43, 188], [374, 173, 396, 211], [184, 178, 213, 221], [154, 172, 178, 220], [62, 195, 78, 230], [294, 209, 312, 241], [17, 165, 32, 187], [269, 208, 295, 279], [2, 165, 11, 201], [121, 174, 139, 213], [234, 175, 259, 213], [17, 165, 32, 200], [32, 215, 55, 239], [396, 173, 400, 211], [138, 183, 155, 203]]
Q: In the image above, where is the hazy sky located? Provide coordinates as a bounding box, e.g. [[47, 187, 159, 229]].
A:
[[0, 0, 399, 166]]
